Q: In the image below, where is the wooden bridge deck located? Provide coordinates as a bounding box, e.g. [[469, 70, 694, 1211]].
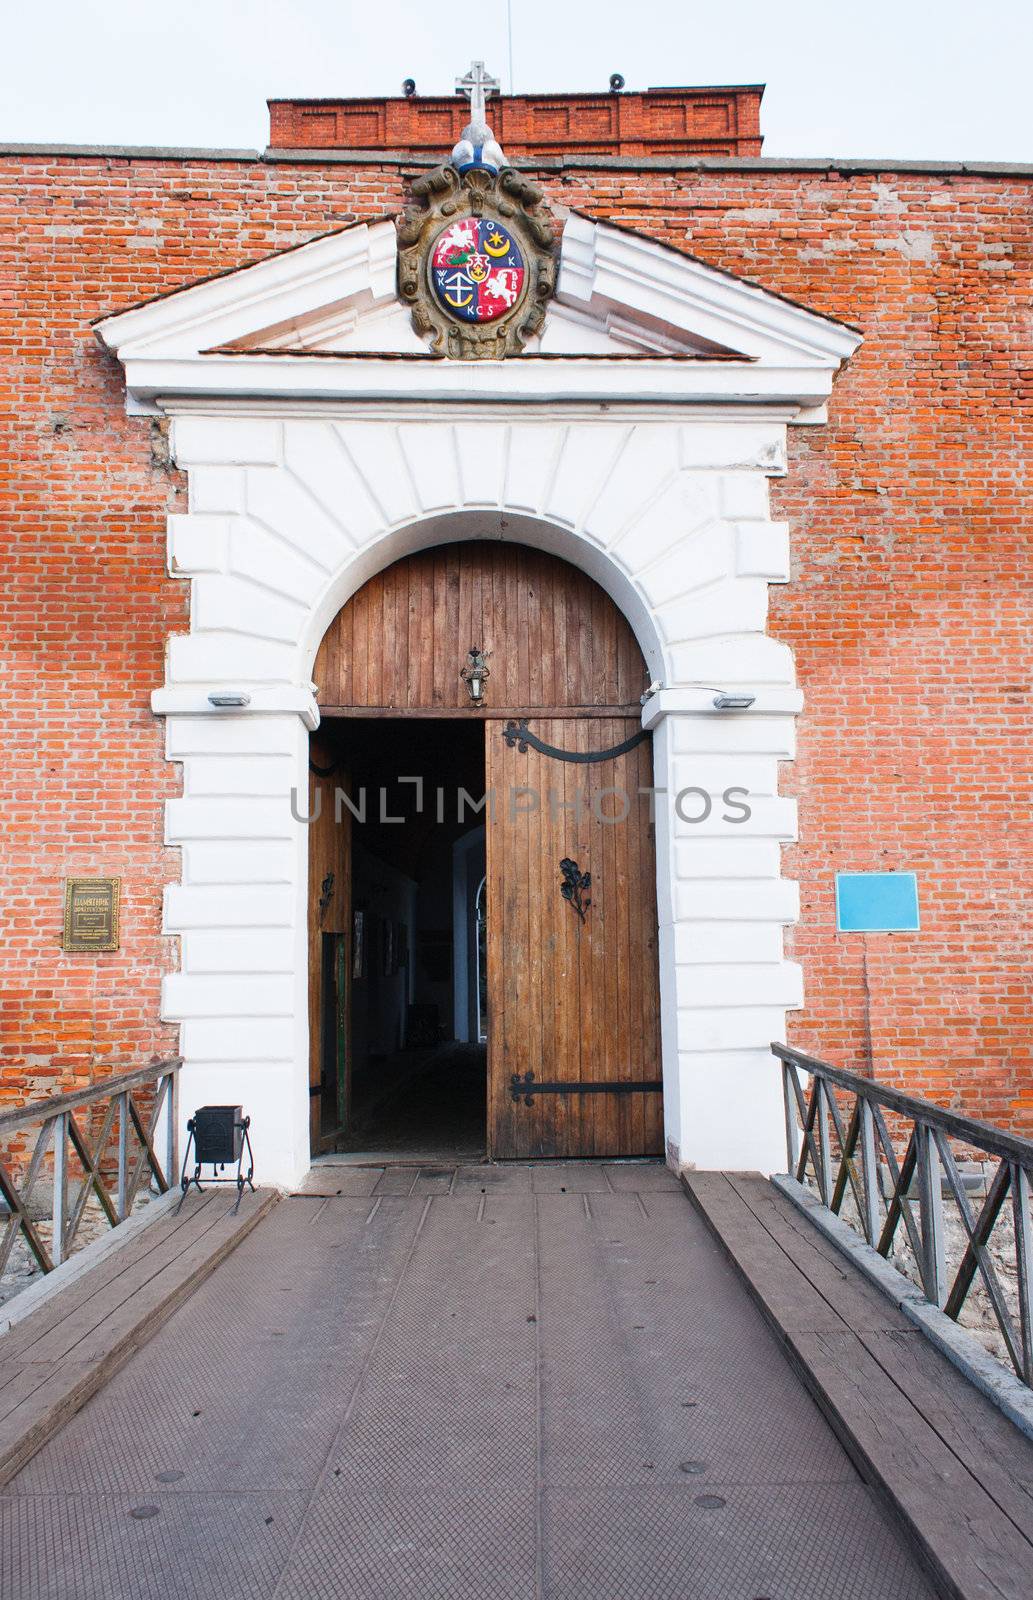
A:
[[0, 1162, 1029, 1597]]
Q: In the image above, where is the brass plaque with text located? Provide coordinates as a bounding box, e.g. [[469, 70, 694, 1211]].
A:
[[62, 877, 120, 952]]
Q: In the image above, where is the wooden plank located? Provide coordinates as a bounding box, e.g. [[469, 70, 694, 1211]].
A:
[[5, 1193, 243, 1366], [634, 736, 662, 1151], [0, 1361, 37, 1406], [0, 1363, 72, 1427], [445, 545, 462, 708], [515, 545, 531, 712], [556, 719, 581, 1158], [681, 1171, 856, 1335], [725, 1172, 916, 1336], [527, 548, 544, 709], [512, 719, 535, 1155], [866, 1326, 1033, 1534], [430, 546, 447, 704], [575, 717, 600, 1157], [70, 1195, 272, 1362], [0, 1195, 248, 1368], [0, 1191, 225, 1362], [792, 1327, 1033, 1600], [366, 562, 385, 706], [0, 1189, 278, 1485], [524, 717, 545, 1157], [417, 554, 435, 707], [291, 1167, 384, 1197], [612, 721, 635, 1155], [684, 1171, 1033, 1599], [4, 1192, 263, 1371], [377, 557, 396, 709], [484, 721, 507, 1159], [537, 726, 561, 1159]]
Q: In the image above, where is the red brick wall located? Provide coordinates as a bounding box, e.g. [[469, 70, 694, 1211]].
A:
[[268, 86, 764, 159], [1, 151, 1029, 1126], [0, 158, 406, 1102], [544, 166, 1033, 1125]]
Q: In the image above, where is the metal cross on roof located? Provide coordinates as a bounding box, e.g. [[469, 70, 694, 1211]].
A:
[[455, 61, 500, 127]]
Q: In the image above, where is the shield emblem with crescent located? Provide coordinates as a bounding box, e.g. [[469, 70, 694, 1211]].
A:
[[430, 217, 526, 324]]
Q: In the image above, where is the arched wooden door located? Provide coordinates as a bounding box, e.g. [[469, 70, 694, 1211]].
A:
[[313, 541, 663, 1159]]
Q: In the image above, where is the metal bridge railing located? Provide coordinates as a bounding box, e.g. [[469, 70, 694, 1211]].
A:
[[0, 1058, 181, 1275], [775, 1042, 1033, 1386]]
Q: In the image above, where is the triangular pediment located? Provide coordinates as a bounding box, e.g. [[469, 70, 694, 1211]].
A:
[[95, 208, 860, 413], [94, 219, 426, 358]]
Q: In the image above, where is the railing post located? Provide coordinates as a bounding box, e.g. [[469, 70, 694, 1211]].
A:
[[164, 1070, 176, 1187], [782, 1061, 799, 1175], [116, 1092, 129, 1221], [859, 1096, 881, 1246], [917, 1121, 947, 1307], [816, 1078, 833, 1207], [51, 1113, 68, 1268], [1013, 1162, 1033, 1386]]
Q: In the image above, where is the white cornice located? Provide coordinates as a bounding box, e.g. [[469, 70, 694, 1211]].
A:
[[116, 354, 839, 413]]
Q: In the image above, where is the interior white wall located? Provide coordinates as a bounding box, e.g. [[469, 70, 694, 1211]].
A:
[[157, 408, 803, 1188], [452, 826, 486, 1046]]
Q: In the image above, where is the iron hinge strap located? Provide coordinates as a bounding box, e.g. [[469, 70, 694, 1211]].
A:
[[510, 1072, 662, 1106], [502, 719, 649, 764]]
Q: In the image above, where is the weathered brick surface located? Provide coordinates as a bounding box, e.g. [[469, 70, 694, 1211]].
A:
[[0, 149, 1029, 1126]]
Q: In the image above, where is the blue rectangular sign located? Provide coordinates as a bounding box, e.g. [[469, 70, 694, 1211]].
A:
[[835, 872, 920, 933]]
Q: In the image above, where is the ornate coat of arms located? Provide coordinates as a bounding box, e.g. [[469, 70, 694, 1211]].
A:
[[431, 217, 525, 324], [398, 62, 556, 359]]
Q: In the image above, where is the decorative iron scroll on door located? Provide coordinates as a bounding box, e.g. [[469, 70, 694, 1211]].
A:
[[559, 858, 591, 922], [502, 719, 649, 764], [511, 1072, 663, 1106]]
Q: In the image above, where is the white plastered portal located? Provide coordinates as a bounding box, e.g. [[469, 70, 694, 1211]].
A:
[[95, 212, 860, 1187]]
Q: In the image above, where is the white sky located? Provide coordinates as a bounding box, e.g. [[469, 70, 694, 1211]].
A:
[[2, 0, 1030, 161]]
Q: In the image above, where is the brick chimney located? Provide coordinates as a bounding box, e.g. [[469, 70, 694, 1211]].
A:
[[267, 84, 764, 160]]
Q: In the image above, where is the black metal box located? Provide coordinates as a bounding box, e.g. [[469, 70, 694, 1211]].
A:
[[192, 1105, 244, 1164]]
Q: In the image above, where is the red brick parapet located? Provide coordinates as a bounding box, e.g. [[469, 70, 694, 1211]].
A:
[[267, 85, 764, 160]]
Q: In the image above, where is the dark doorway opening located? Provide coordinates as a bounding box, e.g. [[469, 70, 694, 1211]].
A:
[[309, 539, 661, 1161], [319, 716, 487, 1159]]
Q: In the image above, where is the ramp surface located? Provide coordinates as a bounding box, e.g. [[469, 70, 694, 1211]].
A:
[[1, 1163, 934, 1598]]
